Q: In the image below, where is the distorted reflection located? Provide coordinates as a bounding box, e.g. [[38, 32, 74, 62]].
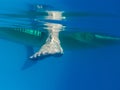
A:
[[45, 11, 66, 20], [43, 22, 65, 31]]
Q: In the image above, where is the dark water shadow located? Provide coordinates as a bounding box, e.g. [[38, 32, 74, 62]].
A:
[[21, 46, 63, 70]]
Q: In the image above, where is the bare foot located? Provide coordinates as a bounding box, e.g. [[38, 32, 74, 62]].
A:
[[30, 21, 64, 59], [30, 40, 63, 59]]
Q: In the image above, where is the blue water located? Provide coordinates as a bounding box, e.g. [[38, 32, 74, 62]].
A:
[[0, 0, 120, 90]]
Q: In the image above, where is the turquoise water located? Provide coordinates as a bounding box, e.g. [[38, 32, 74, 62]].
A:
[[0, 0, 120, 90]]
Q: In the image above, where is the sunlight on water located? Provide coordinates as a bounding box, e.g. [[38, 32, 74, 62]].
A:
[[0, 4, 119, 32], [0, 4, 66, 31]]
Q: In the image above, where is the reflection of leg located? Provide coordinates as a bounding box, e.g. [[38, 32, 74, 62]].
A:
[[30, 24, 63, 59]]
